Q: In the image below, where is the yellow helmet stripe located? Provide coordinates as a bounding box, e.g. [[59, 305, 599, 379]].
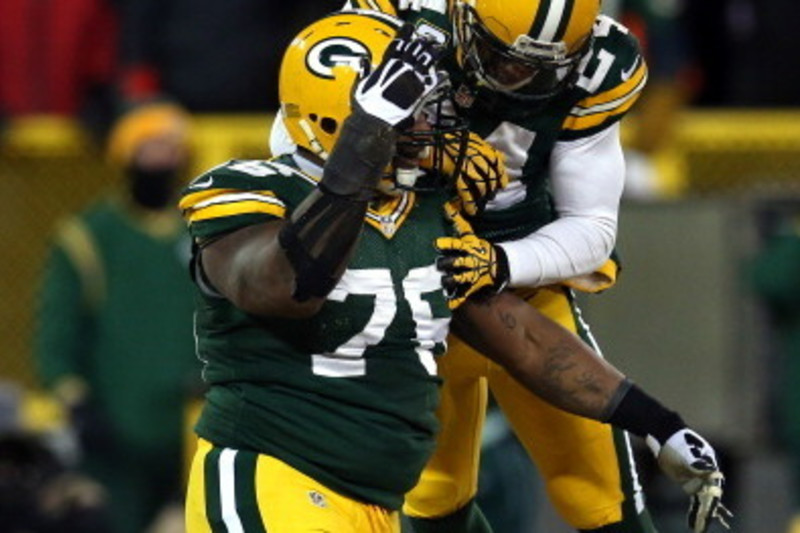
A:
[[553, 0, 576, 42], [530, 0, 554, 39], [532, 0, 573, 42]]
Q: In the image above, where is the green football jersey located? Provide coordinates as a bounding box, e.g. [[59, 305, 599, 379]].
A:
[[179, 156, 453, 510], [345, 0, 646, 242]]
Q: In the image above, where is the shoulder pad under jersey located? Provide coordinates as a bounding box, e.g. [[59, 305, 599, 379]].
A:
[[561, 15, 648, 139], [179, 158, 317, 242]]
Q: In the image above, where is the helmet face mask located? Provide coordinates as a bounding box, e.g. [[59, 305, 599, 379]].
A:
[[390, 91, 469, 193], [279, 11, 469, 195], [453, 0, 596, 101]]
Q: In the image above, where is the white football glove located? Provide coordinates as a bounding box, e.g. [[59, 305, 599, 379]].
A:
[[353, 23, 445, 127], [647, 429, 733, 532]]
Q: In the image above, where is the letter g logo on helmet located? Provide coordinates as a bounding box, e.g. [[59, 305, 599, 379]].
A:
[[307, 38, 371, 79]]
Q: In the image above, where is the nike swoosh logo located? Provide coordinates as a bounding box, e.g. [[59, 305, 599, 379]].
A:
[[621, 58, 640, 81], [190, 176, 214, 189]]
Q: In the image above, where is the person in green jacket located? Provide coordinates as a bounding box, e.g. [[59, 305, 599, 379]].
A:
[[751, 216, 800, 533], [34, 101, 200, 533]]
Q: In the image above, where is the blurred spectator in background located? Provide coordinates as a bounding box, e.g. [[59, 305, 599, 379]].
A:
[[0, 380, 112, 533], [719, 0, 800, 106], [682, 0, 743, 107], [33, 100, 200, 533], [682, 0, 800, 106], [750, 217, 800, 533], [115, 0, 336, 112], [0, 0, 119, 138]]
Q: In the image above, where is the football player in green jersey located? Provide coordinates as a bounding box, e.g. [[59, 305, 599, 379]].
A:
[[294, 1, 726, 532], [183, 10, 729, 533]]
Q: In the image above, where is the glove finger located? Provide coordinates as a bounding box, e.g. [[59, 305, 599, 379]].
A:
[[462, 163, 491, 193], [453, 252, 486, 271], [434, 236, 470, 255], [449, 259, 478, 277], [690, 458, 718, 472], [455, 168, 488, 197], [418, 41, 444, 70], [456, 176, 488, 214], [488, 161, 508, 192], [433, 237, 451, 253], [392, 24, 416, 50], [715, 502, 733, 529], [443, 199, 460, 221], [497, 164, 510, 188], [440, 276, 468, 310], [443, 201, 474, 236], [441, 273, 460, 295], [458, 198, 479, 217], [689, 471, 731, 533], [688, 493, 721, 533], [687, 494, 701, 532], [435, 254, 459, 271], [446, 294, 465, 310]]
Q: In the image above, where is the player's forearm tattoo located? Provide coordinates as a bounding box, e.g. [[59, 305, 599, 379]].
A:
[[497, 308, 517, 330], [536, 339, 612, 417], [479, 295, 612, 417]]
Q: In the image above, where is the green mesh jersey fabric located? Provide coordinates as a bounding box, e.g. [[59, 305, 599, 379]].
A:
[[180, 157, 454, 509]]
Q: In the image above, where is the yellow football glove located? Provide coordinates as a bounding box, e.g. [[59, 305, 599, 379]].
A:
[[435, 201, 509, 309], [436, 131, 509, 216]]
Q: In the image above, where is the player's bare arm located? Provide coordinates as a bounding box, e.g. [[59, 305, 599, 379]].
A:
[[199, 220, 322, 318], [452, 290, 624, 420], [452, 288, 731, 531]]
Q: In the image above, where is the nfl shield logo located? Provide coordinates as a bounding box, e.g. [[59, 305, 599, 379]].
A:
[[308, 490, 328, 508]]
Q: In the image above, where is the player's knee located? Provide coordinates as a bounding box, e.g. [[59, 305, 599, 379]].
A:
[[403, 477, 474, 518]]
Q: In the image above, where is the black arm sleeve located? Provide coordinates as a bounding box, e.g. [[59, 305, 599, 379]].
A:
[[278, 108, 398, 301]]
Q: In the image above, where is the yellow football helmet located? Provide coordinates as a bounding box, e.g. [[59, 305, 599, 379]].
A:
[[279, 10, 468, 190], [452, 0, 600, 100], [279, 10, 402, 160]]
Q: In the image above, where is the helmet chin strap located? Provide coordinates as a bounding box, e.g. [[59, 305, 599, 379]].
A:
[[298, 118, 329, 159], [395, 166, 426, 188], [377, 167, 425, 197]]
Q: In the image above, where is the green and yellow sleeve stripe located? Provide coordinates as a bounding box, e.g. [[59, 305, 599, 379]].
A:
[[180, 189, 286, 225], [562, 59, 648, 133]]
